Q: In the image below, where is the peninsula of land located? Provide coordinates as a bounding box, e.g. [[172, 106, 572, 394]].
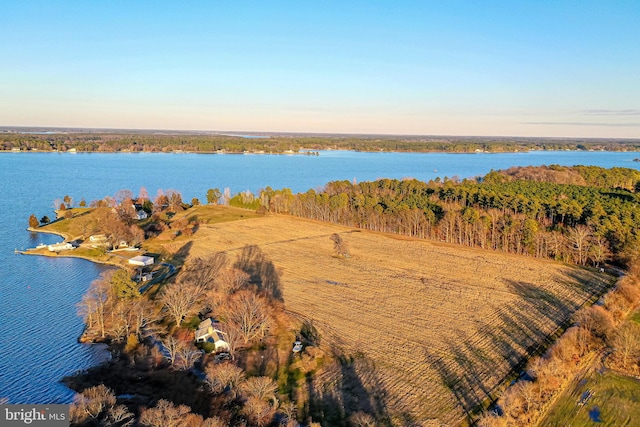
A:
[[23, 165, 640, 426]]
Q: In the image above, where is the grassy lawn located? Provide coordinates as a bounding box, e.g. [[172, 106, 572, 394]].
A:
[[540, 370, 640, 427], [38, 208, 94, 238], [630, 308, 640, 325], [141, 205, 261, 262], [181, 204, 261, 224]]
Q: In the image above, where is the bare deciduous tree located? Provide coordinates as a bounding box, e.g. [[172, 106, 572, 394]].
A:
[[589, 235, 610, 267], [570, 225, 591, 265], [127, 299, 162, 339], [114, 189, 135, 205], [218, 268, 250, 295], [243, 396, 276, 427], [162, 336, 185, 367], [166, 189, 184, 212], [139, 399, 197, 427], [241, 376, 278, 404], [69, 384, 116, 423], [330, 233, 349, 257], [175, 346, 202, 371], [224, 290, 273, 345], [201, 417, 227, 427], [513, 381, 536, 414], [574, 306, 614, 344], [106, 404, 135, 427], [80, 272, 112, 338], [204, 362, 246, 395], [278, 402, 298, 427], [611, 322, 640, 372], [348, 411, 377, 427], [161, 281, 200, 327], [116, 197, 137, 225]]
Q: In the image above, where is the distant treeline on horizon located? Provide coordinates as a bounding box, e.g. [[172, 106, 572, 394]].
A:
[[1, 129, 639, 154]]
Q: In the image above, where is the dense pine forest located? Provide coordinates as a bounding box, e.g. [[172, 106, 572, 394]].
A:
[[232, 165, 640, 267], [2, 130, 640, 153]]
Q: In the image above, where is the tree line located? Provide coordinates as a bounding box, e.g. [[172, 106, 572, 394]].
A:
[[230, 166, 640, 267], [3, 131, 640, 153], [31, 165, 640, 267]]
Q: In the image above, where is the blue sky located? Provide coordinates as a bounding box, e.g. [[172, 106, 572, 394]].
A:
[[1, 1, 638, 137]]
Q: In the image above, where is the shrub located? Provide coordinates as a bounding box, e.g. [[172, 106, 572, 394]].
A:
[[198, 341, 216, 354]]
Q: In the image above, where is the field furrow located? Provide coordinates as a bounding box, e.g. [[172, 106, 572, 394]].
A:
[[158, 213, 610, 425]]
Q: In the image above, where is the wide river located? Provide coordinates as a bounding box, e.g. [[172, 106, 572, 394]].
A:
[[1, 150, 639, 403]]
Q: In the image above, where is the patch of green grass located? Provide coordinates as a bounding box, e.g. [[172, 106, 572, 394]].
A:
[[41, 218, 73, 236], [540, 370, 640, 426], [41, 208, 94, 238], [183, 204, 260, 225], [630, 309, 640, 325], [72, 247, 106, 258]]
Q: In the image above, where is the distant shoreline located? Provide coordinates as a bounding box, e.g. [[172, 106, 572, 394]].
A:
[[2, 130, 639, 154], [3, 147, 640, 155]]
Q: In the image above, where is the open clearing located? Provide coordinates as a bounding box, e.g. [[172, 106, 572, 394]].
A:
[[152, 210, 611, 425], [539, 370, 640, 426]]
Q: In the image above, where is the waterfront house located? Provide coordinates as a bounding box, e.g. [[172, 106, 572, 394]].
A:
[[47, 242, 73, 252]]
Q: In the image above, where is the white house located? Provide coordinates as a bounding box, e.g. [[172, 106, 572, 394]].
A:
[[128, 255, 154, 266], [135, 210, 148, 220], [48, 242, 74, 252], [195, 318, 230, 353]]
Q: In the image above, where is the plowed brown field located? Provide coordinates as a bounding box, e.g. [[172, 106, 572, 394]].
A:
[[153, 210, 610, 425]]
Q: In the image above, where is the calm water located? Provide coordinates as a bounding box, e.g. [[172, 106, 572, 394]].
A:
[[0, 150, 638, 403]]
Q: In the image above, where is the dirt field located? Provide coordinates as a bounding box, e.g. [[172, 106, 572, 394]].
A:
[[152, 211, 611, 425]]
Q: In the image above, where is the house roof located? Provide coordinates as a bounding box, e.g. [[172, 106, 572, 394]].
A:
[[129, 255, 154, 266], [195, 326, 210, 339], [195, 318, 229, 343], [211, 328, 227, 342], [198, 318, 213, 329]]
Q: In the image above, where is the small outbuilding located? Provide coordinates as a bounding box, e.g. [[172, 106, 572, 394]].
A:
[[128, 255, 154, 266]]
